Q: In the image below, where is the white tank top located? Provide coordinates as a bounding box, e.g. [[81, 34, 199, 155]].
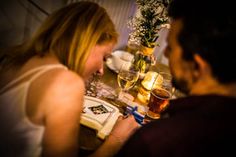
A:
[[0, 64, 67, 157]]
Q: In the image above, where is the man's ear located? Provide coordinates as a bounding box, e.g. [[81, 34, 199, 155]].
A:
[[193, 54, 211, 78]]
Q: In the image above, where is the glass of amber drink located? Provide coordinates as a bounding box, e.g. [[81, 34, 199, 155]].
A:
[[147, 72, 173, 119], [147, 88, 171, 119]]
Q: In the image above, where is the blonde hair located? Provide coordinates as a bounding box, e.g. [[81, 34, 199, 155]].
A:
[[1, 1, 118, 74]]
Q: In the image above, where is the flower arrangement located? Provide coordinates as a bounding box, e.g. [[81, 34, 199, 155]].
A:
[[128, 0, 171, 48]]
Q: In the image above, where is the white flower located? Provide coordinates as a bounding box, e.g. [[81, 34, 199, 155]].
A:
[[156, 6, 164, 14], [161, 23, 171, 29], [128, 0, 170, 48]]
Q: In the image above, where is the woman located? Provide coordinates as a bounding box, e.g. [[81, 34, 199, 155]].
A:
[[0, 2, 139, 157]]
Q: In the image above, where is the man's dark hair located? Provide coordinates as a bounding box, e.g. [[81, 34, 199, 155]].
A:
[[168, 0, 236, 83]]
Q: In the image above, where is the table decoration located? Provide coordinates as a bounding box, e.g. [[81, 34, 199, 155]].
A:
[[127, 0, 171, 74], [137, 71, 163, 104]]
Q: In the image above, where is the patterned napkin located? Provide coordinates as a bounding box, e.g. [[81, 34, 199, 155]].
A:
[[85, 75, 117, 99]]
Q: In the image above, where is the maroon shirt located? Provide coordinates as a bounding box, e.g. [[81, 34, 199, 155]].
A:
[[115, 95, 236, 157]]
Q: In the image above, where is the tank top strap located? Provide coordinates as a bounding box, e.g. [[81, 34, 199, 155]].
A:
[[27, 64, 67, 83], [0, 64, 67, 93]]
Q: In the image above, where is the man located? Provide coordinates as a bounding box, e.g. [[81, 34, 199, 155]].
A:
[[114, 0, 236, 156]]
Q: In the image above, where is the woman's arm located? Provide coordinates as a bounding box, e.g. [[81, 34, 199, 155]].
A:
[[40, 70, 84, 157], [33, 69, 139, 157], [90, 115, 140, 157]]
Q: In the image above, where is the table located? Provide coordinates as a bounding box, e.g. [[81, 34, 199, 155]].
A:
[[79, 62, 172, 156]]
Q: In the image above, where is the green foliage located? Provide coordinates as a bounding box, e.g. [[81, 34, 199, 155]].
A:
[[133, 52, 152, 73], [128, 0, 170, 48]]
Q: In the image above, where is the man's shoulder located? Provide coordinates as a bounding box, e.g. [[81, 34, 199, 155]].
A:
[[169, 95, 236, 110]]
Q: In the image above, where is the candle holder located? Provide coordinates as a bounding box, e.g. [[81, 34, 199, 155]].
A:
[[136, 71, 163, 105]]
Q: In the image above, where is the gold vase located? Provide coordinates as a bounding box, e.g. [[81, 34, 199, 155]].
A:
[[140, 45, 155, 56], [133, 44, 156, 75]]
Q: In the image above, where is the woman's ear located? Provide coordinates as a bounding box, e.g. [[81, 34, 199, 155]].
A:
[[193, 54, 212, 78]]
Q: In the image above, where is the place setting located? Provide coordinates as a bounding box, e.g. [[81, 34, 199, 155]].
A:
[[105, 50, 135, 74]]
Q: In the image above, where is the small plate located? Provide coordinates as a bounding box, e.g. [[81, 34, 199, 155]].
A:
[[106, 57, 118, 73], [112, 50, 134, 62], [105, 57, 146, 79], [106, 50, 134, 73]]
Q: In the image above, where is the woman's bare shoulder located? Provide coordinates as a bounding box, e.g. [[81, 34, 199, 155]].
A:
[[31, 68, 84, 156], [37, 68, 84, 104], [48, 68, 84, 89], [28, 68, 85, 121]]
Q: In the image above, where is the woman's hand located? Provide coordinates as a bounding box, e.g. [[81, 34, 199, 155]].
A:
[[90, 115, 140, 157], [109, 115, 140, 144]]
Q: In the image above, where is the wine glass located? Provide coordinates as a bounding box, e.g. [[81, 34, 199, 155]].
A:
[[117, 63, 139, 96]]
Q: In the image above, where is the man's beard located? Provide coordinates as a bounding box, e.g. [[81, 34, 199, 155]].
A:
[[171, 76, 190, 95]]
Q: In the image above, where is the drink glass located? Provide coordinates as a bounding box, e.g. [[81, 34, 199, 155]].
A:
[[147, 88, 171, 119], [117, 63, 139, 94], [147, 72, 173, 119], [154, 72, 174, 93]]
